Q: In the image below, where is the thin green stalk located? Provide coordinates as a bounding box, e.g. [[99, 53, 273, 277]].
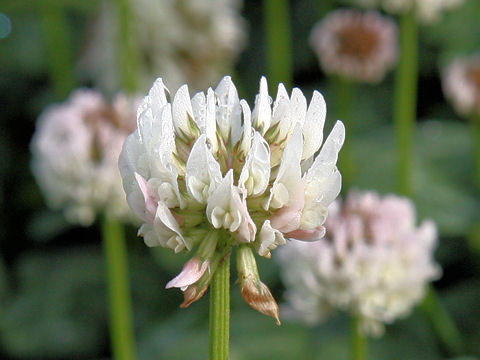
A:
[[351, 316, 368, 360], [264, 0, 293, 90], [39, 2, 76, 99], [470, 114, 480, 189], [102, 216, 137, 360], [393, 11, 418, 197], [420, 286, 464, 356], [116, 0, 140, 93], [333, 76, 355, 191], [209, 254, 230, 360]]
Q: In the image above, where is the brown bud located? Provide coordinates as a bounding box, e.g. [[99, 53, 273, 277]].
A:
[[180, 285, 209, 308], [241, 277, 281, 325]]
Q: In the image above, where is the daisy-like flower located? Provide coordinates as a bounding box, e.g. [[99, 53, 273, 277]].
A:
[[276, 190, 440, 336], [310, 9, 398, 83], [349, 0, 464, 23], [119, 76, 345, 322], [31, 90, 138, 226], [80, 0, 245, 94], [442, 54, 480, 118]]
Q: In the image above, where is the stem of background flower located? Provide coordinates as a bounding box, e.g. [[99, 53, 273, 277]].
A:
[[39, 2, 76, 99], [393, 11, 417, 198], [102, 216, 137, 360], [470, 114, 480, 189], [420, 286, 464, 356], [351, 315, 368, 360], [116, 0, 140, 93], [333, 76, 355, 192], [264, 0, 293, 91], [209, 253, 231, 360]]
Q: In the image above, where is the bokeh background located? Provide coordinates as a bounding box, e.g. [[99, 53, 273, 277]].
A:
[[1, 0, 480, 359]]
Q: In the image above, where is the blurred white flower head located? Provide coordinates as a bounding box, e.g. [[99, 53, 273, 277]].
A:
[[31, 90, 138, 226], [350, 0, 464, 23], [276, 190, 440, 336], [310, 9, 398, 83], [80, 0, 245, 94], [442, 54, 480, 118], [119, 76, 345, 319]]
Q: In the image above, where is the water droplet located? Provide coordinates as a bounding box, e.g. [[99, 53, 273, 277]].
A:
[[0, 13, 11, 39]]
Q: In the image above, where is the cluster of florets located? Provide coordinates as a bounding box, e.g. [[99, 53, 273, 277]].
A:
[[119, 76, 345, 321], [310, 9, 398, 83], [277, 190, 440, 336], [31, 90, 138, 225]]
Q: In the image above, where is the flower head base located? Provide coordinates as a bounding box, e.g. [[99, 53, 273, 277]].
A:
[[31, 90, 138, 226], [119, 76, 345, 320], [310, 9, 398, 83], [442, 54, 480, 118], [349, 0, 464, 23], [276, 190, 440, 336], [80, 0, 245, 94]]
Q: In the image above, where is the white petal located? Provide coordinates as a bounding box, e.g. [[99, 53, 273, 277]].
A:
[[302, 91, 326, 160], [215, 76, 241, 143], [237, 100, 253, 155], [191, 92, 206, 133], [289, 88, 307, 128], [258, 220, 286, 258], [205, 88, 218, 153], [153, 202, 189, 252], [252, 76, 272, 135], [238, 132, 271, 196], [206, 170, 256, 242], [185, 135, 222, 203], [172, 84, 195, 139], [264, 125, 303, 210]]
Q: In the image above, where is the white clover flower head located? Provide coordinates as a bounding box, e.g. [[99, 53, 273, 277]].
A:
[[310, 9, 398, 83], [348, 0, 464, 23], [119, 76, 345, 320], [442, 54, 480, 118], [80, 0, 245, 94], [276, 190, 440, 336], [31, 90, 139, 226]]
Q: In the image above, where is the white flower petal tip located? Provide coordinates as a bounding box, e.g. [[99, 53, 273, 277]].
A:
[[166, 257, 210, 289]]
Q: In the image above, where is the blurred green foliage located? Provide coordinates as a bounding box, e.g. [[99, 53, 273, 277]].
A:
[[1, 0, 480, 359]]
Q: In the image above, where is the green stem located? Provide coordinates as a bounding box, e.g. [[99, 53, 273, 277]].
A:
[[264, 0, 293, 90], [39, 2, 76, 99], [333, 76, 355, 191], [116, 0, 140, 93], [102, 216, 137, 360], [470, 114, 480, 189], [351, 316, 368, 360], [393, 11, 418, 197], [420, 286, 464, 356], [209, 254, 230, 360]]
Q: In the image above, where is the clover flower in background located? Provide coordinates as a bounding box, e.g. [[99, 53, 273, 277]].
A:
[[119, 75, 345, 322], [442, 54, 480, 118], [80, 0, 245, 94], [31, 90, 139, 226], [310, 9, 398, 83], [276, 190, 440, 336], [349, 0, 464, 23]]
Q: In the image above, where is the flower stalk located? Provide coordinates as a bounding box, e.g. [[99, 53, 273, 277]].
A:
[[39, 2, 76, 99], [393, 11, 418, 197], [102, 216, 137, 360], [334, 76, 355, 191], [352, 316, 368, 360], [209, 251, 231, 360], [264, 0, 293, 90]]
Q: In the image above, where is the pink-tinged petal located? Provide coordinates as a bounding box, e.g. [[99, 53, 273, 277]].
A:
[[166, 256, 210, 289], [286, 225, 326, 241], [270, 179, 306, 233], [134, 172, 158, 223]]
